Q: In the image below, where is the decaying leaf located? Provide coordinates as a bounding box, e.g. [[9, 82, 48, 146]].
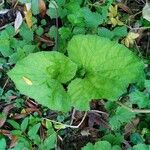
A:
[[24, 3, 33, 28], [108, 5, 123, 26], [142, 1, 150, 22], [14, 11, 23, 32], [22, 76, 33, 85], [122, 32, 139, 47], [39, 0, 46, 17]]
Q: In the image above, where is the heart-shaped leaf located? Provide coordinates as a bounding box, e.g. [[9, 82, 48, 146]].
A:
[[67, 35, 144, 110]]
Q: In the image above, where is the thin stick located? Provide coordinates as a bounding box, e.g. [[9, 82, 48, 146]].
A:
[[116, 101, 150, 113], [44, 112, 87, 129], [70, 108, 76, 125]]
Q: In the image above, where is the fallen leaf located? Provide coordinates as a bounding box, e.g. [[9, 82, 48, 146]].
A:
[[22, 76, 33, 85], [0, 104, 14, 128], [24, 3, 33, 28], [122, 32, 139, 47], [14, 11, 23, 32], [39, 0, 46, 17], [142, 1, 150, 22]]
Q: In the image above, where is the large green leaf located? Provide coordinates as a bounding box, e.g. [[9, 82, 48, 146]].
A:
[[8, 51, 77, 111], [67, 35, 144, 110]]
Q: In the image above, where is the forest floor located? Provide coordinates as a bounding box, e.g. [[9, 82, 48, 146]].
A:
[[0, 0, 150, 150]]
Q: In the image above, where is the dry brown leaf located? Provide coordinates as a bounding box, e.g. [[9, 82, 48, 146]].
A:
[[39, 0, 46, 17]]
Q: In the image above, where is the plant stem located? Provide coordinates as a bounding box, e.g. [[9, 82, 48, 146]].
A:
[[116, 101, 150, 113], [45, 112, 87, 129]]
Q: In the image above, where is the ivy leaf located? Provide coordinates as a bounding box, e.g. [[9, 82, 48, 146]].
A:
[[8, 51, 77, 111], [82, 141, 111, 150], [67, 35, 144, 110], [109, 106, 135, 130]]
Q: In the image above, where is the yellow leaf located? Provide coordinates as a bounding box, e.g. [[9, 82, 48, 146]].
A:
[[116, 17, 124, 25], [22, 76, 33, 85], [110, 17, 118, 26], [109, 5, 118, 17], [124, 38, 130, 47], [127, 32, 139, 40], [24, 3, 33, 28]]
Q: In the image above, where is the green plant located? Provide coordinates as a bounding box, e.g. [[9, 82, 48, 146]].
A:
[[8, 35, 144, 111], [81, 140, 121, 150]]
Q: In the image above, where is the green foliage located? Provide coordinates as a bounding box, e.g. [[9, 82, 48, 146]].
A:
[[67, 35, 144, 110], [109, 106, 136, 130], [8, 35, 144, 111], [0, 138, 6, 150], [129, 89, 150, 108], [130, 133, 144, 145], [0, 24, 38, 64], [130, 144, 150, 150], [1, 0, 149, 149], [82, 140, 121, 150], [98, 26, 128, 40], [102, 134, 124, 146], [82, 8, 104, 28], [8, 51, 77, 111]]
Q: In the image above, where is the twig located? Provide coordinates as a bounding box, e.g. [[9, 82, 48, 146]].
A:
[[126, 25, 150, 30], [116, 101, 150, 113], [44, 112, 87, 129], [70, 108, 76, 125], [2, 79, 9, 90]]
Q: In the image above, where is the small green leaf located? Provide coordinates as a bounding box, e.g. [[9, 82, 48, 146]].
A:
[[82, 8, 104, 28], [131, 144, 149, 150], [98, 27, 114, 39], [109, 106, 135, 130], [59, 27, 72, 40], [129, 89, 150, 108], [31, 0, 39, 15], [21, 117, 29, 132], [0, 138, 6, 150], [102, 134, 124, 146], [145, 80, 150, 93], [28, 123, 41, 139], [43, 133, 57, 149], [48, 25, 57, 39], [7, 119, 20, 130], [130, 133, 144, 145], [36, 26, 44, 36], [112, 26, 128, 38]]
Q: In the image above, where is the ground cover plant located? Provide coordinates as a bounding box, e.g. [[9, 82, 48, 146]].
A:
[[1, 0, 150, 149]]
